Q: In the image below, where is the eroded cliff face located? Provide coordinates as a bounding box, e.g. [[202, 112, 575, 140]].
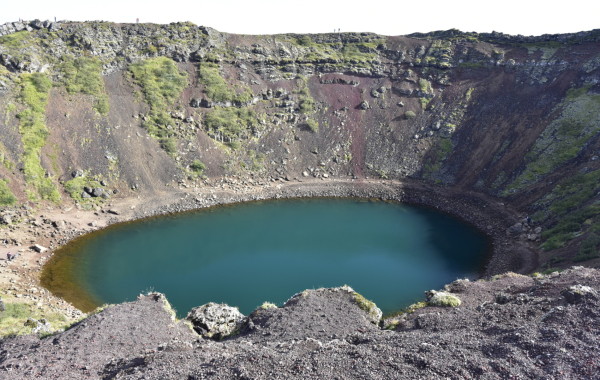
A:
[[0, 21, 599, 269]]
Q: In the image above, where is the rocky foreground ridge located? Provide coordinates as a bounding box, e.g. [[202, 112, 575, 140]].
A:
[[0, 266, 599, 379]]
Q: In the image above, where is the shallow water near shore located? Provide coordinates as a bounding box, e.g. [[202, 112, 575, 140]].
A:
[[42, 198, 490, 316]]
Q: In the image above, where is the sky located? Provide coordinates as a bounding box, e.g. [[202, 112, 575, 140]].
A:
[[1, 0, 599, 37]]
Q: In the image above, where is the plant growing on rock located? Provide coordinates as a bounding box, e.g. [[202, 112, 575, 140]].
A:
[[427, 291, 461, 307], [352, 291, 382, 324], [305, 118, 319, 132], [259, 302, 277, 310], [63, 173, 106, 205]]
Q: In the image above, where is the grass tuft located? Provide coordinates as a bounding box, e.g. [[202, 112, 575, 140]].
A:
[[0, 301, 69, 337], [0, 179, 16, 206]]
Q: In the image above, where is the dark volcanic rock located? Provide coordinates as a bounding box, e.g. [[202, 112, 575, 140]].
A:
[[0, 293, 196, 379], [1, 268, 599, 379]]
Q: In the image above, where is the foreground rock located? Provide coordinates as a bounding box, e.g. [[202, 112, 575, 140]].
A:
[[186, 302, 245, 339], [1, 267, 600, 379]]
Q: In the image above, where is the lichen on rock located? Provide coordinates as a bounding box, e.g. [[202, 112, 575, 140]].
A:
[[186, 302, 246, 339], [426, 290, 462, 307]]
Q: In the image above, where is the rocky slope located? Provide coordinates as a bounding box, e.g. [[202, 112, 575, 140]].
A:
[[0, 19, 599, 376], [0, 21, 598, 270], [1, 267, 599, 379]]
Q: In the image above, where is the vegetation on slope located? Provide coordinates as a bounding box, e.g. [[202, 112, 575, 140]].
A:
[[533, 169, 600, 252], [422, 137, 453, 180], [0, 179, 16, 206], [129, 57, 188, 154], [0, 301, 70, 337], [58, 56, 109, 114], [289, 35, 383, 64], [16, 73, 60, 202], [63, 173, 105, 206], [198, 62, 253, 104], [296, 78, 319, 132], [504, 86, 600, 195], [204, 107, 259, 148]]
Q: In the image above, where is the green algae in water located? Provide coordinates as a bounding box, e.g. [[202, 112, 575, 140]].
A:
[[42, 198, 490, 316]]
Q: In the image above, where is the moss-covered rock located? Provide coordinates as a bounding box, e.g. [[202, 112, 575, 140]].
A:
[[427, 290, 462, 307]]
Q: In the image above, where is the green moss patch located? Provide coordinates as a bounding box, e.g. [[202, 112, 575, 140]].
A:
[[204, 107, 259, 147], [422, 137, 453, 179], [16, 73, 60, 202], [286, 36, 383, 65], [129, 57, 188, 154], [540, 205, 600, 251], [63, 174, 105, 206], [533, 169, 600, 251], [428, 291, 462, 307], [296, 82, 319, 132], [0, 301, 69, 337], [198, 62, 252, 104], [574, 232, 600, 262], [59, 56, 109, 114], [504, 88, 600, 195], [0, 30, 31, 49], [352, 291, 382, 324], [0, 179, 17, 206]]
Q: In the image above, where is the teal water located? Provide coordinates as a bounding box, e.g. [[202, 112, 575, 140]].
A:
[[62, 198, 490, 316]]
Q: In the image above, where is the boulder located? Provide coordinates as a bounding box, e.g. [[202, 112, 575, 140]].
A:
[[52, 220, 66, 230], [71, 169, 84, 178], [190, 98, 201, 108], [358, 100, 370, 110], [426, 290, 462, 307], [91, 188, 105, 197], [186, 302, 246, 339], [507, 222, 524, 236], [29, 19, 44, 29], [0, 213, 12, 225], [562, 285, 598, 304], [32, 244, 48, 253], [24, 318, 52, 335]]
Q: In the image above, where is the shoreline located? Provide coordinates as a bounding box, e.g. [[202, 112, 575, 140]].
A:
[[0, 178, 539, 329]]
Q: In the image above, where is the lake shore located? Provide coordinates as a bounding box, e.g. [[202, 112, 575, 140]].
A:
[[0, 178, 538, 332]]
